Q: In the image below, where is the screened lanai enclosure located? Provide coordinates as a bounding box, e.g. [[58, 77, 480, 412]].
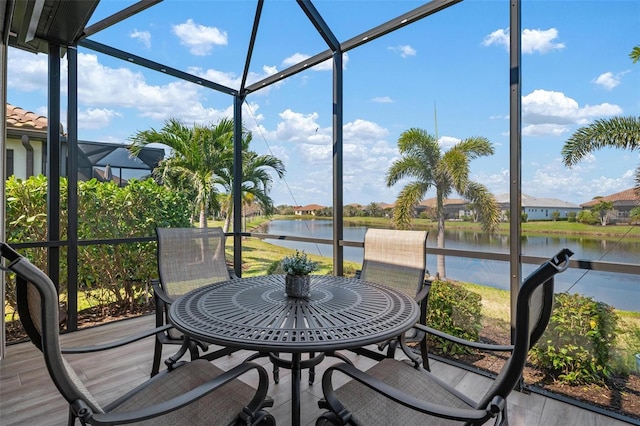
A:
[[1, 0, 639, 423]]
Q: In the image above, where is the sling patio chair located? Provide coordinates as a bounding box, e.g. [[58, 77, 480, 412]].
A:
[[0, 242, 275, 426], [152, 227, 239, 376], [316, 248, 574, 426], [352, 228, 430, 360]]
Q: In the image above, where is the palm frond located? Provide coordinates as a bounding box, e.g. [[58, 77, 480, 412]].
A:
[[562, 116, 640, 167], [464, 182, 500, 234]]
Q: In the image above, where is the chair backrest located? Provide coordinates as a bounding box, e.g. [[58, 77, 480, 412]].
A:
[[156, 227, 231, 299], [359, 228, 428, 297], [1, 243, 103, 414], [478, 248, 573, 408]]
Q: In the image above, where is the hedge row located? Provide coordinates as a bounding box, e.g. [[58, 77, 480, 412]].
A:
[[4, 175, 191, 318]]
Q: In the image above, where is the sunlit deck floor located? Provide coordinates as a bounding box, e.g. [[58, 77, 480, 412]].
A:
[[0, 315, 634, 426]]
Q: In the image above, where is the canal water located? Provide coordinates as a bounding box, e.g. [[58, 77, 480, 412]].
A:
[[259, 219, 640, 312]]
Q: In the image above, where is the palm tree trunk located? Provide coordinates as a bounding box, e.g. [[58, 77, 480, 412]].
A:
[[436, 194, 446, 279], [223, 204, 233, 234], [199, 205, 207, 228]]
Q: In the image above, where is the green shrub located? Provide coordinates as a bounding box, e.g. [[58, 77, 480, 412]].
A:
[[426, 280, 483, 355], [576, 210, 598, 225], [530, 292, 620, 384], [5, 176, 191, 320]]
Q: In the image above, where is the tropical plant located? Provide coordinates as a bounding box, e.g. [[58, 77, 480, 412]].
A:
[[630, 45, 640, 63], [130, 118, 235, 228], [365, 202, 384, 217], [215, 146, 285, 233], [591, 200, 614, 226], [426, 280, 482, 355], [280, 250, 318, 276], [576, 209, 599, 225], [530, 292, 620, 385], [386, 128, 500, 278], [561, 116, 640, 196]]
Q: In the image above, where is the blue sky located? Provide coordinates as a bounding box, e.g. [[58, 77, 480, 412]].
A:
[[6, 0, 640, 207]]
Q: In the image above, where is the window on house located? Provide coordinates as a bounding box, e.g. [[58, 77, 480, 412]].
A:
[[6, 149, 14, 179]]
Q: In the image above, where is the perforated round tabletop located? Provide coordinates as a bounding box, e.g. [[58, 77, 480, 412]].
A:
[[169, 274, 419, 353]]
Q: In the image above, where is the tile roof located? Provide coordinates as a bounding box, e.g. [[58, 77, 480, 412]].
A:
[[295, 204, 326, 210], [6, 104, 48, 131], [580, 188, 640, 207], [495, 193, 580, 208], [6, 103, 65, 135]]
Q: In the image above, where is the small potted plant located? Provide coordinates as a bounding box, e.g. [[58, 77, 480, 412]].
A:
[[281, 250, 318, 298]]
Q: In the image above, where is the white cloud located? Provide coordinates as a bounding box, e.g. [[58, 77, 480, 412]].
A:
[[264, 109, 395, 204], [188, 64, 278, 91], [522, 28, 565, 54], [482, 29, 509, 50], [78, 108, 122, 129], [130, 30, 151, 49], [172, 19, 227, 56], [281, 52, 349, 71], [7, 48, 48, 92], [72, 53, 233, 124], [483, 28, 565, 54], [591, 71, 629, 90], [525, 157, 635, 203], [438, 136, 460, 150], [372, 96, 394, 103], [5, 48, 270, 129], [274, 109, 323, 143], [388, 45, 416, 58], [344, 119, 388, 144], [522, 123, 569, 137], [474, 169, 510, 195], [521, 89, 622, 136]]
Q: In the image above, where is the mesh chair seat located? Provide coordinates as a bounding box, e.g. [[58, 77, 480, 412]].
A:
[[110, 360, 261, 425], [354, 228, 429, 360], [1, 242, 274, 426], [318, 249, 574, 426], [332, 358, 472, 426], [152, 227, 237, 375]]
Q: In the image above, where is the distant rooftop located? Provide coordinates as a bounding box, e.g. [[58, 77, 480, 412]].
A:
[[494, 193, 580, 209], [580, 188, 640, 208], [6, 104, 50, 132]]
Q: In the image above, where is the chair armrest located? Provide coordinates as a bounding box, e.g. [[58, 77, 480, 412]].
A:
[[414, 324, 514, 352], [89, 361, 271, 425], [414, 285, 430, 304], [62, 324, 172, 354], [152, 280, 174, 305], [321, 362, 499, 424]]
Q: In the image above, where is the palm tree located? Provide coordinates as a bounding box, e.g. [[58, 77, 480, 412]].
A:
[[213, 136, 285, 233], [592, 200, 614, 226], [129, 118, 235, 228], [386, 128, 500, 278], [630, 45, 640, 63], [561, 116, 640, 195]]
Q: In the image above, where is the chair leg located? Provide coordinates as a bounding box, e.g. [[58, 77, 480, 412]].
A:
[[273, 352, 280, 384], [308, 352, 315, 385], [151, 338, 163, 377], [385, 340, 398, 358], [68, 406, 76, 425]]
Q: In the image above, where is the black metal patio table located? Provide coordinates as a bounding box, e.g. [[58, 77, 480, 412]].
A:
[[169, 274, 419, 426]]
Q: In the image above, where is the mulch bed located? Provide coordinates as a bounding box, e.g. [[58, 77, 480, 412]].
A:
[[433, 317, 640, 422], [5, 304, 640, 422]]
